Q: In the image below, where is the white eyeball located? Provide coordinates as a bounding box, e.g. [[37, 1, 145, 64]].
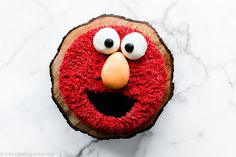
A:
[[93, 27, 120, 54], [121, 32, 147, 60]]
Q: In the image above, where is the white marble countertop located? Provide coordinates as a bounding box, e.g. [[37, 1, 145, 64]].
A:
[[0, 0, 236, 156]]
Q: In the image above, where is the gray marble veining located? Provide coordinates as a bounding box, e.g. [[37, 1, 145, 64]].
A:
[[0, 0, 236, 156]]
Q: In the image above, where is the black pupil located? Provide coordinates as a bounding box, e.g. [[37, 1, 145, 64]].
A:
[[125, 43, 134, 53], [104, 38, 114, 48]]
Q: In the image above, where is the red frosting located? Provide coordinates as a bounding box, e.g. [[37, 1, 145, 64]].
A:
[[59, 26, 168, 134]]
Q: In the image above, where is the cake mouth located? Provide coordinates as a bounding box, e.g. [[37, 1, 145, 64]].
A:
[[86, 91, 136, 118]]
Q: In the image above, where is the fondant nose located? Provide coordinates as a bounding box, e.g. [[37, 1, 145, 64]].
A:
[[101, 52, 130, 89]]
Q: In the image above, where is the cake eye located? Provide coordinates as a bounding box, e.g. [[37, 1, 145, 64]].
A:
[[93, 27, 120, 54], [121, 32, 147, 60]]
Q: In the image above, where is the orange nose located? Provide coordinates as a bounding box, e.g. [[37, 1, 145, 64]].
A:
[[101, 52, 130, 89]]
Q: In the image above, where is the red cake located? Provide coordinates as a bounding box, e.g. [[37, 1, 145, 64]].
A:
[[50, 15, 174, 139]]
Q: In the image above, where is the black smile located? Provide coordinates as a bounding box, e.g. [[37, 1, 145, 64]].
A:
[[86, 91, 136, 118]]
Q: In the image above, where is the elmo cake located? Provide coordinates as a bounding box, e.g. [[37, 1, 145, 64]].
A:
[[50, 15, 174, 139]]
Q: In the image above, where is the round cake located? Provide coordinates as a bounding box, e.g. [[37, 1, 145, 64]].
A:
[[50, 15, 174, 139]]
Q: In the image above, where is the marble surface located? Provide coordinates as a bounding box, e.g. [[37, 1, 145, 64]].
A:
[[0, 0, 236, 156]]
